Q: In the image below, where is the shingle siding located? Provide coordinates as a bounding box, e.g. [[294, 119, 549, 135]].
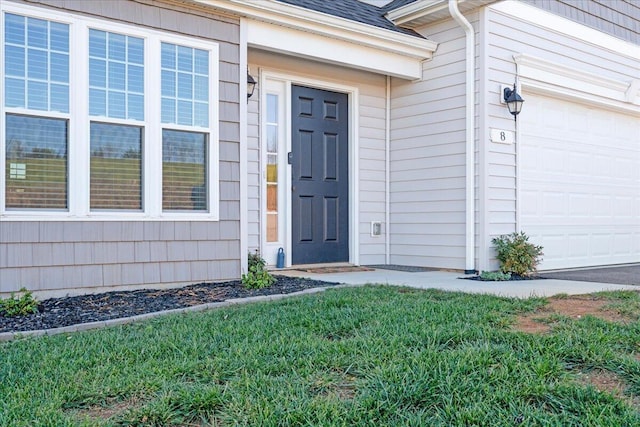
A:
[[524, 0, 640, 44]]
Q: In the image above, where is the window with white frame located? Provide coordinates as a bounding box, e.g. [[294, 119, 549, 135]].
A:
[[1, 4, 219, 219], [4, 13, 70, 210]]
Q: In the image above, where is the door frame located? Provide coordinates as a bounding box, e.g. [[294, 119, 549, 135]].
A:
[[259, 69, 359, 267]]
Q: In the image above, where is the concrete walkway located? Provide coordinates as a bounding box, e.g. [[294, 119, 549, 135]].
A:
[[280, 268, 639, 298]]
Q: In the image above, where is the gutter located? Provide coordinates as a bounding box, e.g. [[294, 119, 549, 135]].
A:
[[385, 76, 391, 265], [448, 0, 476, 274]]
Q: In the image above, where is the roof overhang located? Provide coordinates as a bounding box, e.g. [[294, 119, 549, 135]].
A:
[[194, 0, 438, 79], [386, 0, 496, 28]]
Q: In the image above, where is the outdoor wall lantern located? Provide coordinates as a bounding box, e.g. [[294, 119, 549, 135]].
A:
[[247, 72, 257, 99], [503, 84, 524, 119]]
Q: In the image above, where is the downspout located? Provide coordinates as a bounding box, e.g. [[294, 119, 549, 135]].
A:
[[385, 75, 391, 265], [448, 0, 476, 274]]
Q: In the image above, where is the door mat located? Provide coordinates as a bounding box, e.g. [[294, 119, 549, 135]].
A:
[[297, 266, 374, 274], [366, 265, 439, 273]]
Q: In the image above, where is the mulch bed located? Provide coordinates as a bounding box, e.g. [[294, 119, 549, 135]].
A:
[[0, 276, 340, 333]]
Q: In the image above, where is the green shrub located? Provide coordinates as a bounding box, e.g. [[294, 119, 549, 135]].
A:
[[492, 231, 543, 277], [242, 251, 276, 289], [479, 270, 512, 281], [0, 288, 39, 317]]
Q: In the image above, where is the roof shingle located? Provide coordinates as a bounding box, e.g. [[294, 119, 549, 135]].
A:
[[275, 0, 422, 37]]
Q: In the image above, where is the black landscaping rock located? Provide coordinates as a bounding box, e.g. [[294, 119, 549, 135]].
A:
[[0, 276, 340, 333]]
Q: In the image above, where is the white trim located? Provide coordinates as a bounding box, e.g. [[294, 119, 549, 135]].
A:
[[477, 5, 488, 272], [199, 0, 436, 58], [385, 75, 391, 265], [514, 54, 640, 115], [246, 20, 424, 80], [259, 70, 360, 267], [490, 0, 640, 62], [0, 2, 221, 221], [239, 18, 249, 274], [260, 78, 288, 267]]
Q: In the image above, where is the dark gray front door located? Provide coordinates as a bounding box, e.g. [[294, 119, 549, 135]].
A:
[[291, 85, 349, 264]]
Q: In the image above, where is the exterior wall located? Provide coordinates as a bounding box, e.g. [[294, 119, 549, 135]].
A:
[[481, 2, 640, 270], [248, 50, 388, 266], [523, 0, 640, 45], [389, 13, 480, 270], [0, 0, 241, 296]]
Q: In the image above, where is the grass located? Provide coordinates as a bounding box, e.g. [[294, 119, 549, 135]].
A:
[[1, 286, 639, 426]]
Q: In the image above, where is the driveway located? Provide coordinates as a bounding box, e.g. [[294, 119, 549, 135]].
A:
[[539, 264, 640, 286]]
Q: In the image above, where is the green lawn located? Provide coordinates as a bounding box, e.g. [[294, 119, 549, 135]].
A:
[[1, 286, 639, 426]]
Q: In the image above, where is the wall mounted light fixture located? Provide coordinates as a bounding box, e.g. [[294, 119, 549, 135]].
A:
[[503, 84, 524, 119], [247, 72, 256, 99]]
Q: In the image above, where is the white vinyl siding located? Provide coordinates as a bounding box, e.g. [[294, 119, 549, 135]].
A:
[[389, 17, 476, 270]]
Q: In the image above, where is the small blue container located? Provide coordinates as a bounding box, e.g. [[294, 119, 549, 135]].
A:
[[276, 247, 285, 268]]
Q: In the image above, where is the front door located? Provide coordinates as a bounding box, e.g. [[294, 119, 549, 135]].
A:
[[291, 85, 349, 264]]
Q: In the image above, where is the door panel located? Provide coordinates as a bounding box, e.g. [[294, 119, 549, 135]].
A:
[[291, 85, 349, 264]]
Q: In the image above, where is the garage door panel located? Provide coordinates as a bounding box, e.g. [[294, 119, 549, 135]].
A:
[[520, 93, 640, 269]]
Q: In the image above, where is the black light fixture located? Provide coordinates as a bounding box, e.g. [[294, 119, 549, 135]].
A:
[[503, 84, 524, 119], [247, 72, 256, 99]]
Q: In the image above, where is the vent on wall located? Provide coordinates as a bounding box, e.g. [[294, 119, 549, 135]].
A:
[[371, 221, 382, 237]]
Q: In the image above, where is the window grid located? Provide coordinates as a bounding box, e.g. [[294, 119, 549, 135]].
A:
[[161, 42, 209, 127], [89, 29, 144, 121], [4, 13, 70, 113]]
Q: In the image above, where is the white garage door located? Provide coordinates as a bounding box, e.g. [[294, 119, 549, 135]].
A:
[[520, 93, 640, 270]]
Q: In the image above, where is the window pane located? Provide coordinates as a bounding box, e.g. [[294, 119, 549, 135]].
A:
[[27, 48, 47, 79], [4, 14, 69, 112], [161, 43, 175, 69], [27, 18, 48, 49], [267, 94, 278, 123], [5, 14, 25, 45], [161, 98, 175, 124], [162, 129, 206, 211], [161, 70, 175, 97], [194, 75, 208, 101], [177, 72, 192, 99], [5, 77, 25, 107], [161, 43, 208, 127], [108, 91, 125, 119], [266, 125, 277, 153], [5, 45, 25, 77], [5, 114, 68, 209], [177, 45, 192, 72], [89, 88, 106, 116], [127, 37, 144, 65], [128, 94, 144, 121], [128, 65, 143, 92], [108, 32, 126, 61], [177, 100, 192, 126], [89, 30, 143, 120], [194, 49, 208, 74], [50, 22, 68, 52], [89, 58, 106, 87], [194, 102, 208, 128], [50, 52, 69, 83], [89, 29, 106, 58], [50, 83, 69, 113], [27, 80, 48, 110], [266, 214, 278, 242], [90, 122, 142, 210], [108, 61, 126, 90]]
